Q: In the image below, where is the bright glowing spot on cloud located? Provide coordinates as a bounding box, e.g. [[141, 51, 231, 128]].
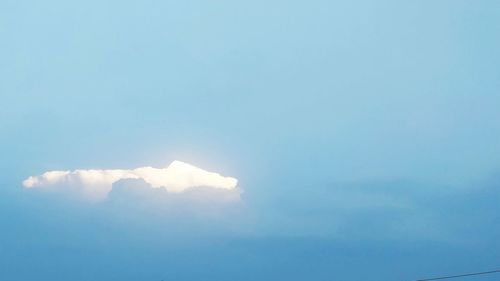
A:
[[23, 161, 239, 201]]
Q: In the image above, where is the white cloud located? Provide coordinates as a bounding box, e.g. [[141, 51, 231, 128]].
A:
[[23, 161, 239, 201]]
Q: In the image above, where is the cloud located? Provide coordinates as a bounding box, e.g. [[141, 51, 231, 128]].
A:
[[23, 161, 239, 201]]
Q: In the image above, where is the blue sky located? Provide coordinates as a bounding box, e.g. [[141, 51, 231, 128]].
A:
[[1, 1, 500, 280]]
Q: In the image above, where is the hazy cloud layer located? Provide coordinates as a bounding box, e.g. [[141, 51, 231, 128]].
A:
[[23, 161, 239, 201]]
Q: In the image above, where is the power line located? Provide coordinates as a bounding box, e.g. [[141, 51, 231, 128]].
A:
[[417, 269, 500, 281]]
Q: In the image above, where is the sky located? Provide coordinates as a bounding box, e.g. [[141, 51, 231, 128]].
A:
[[1, 0, 500, 280]]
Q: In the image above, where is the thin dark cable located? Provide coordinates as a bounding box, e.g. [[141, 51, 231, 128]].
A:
[[417, 269, 500, 281]]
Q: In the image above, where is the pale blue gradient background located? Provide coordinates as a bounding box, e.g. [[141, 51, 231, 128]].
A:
[[1, 1, 500, 280]]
